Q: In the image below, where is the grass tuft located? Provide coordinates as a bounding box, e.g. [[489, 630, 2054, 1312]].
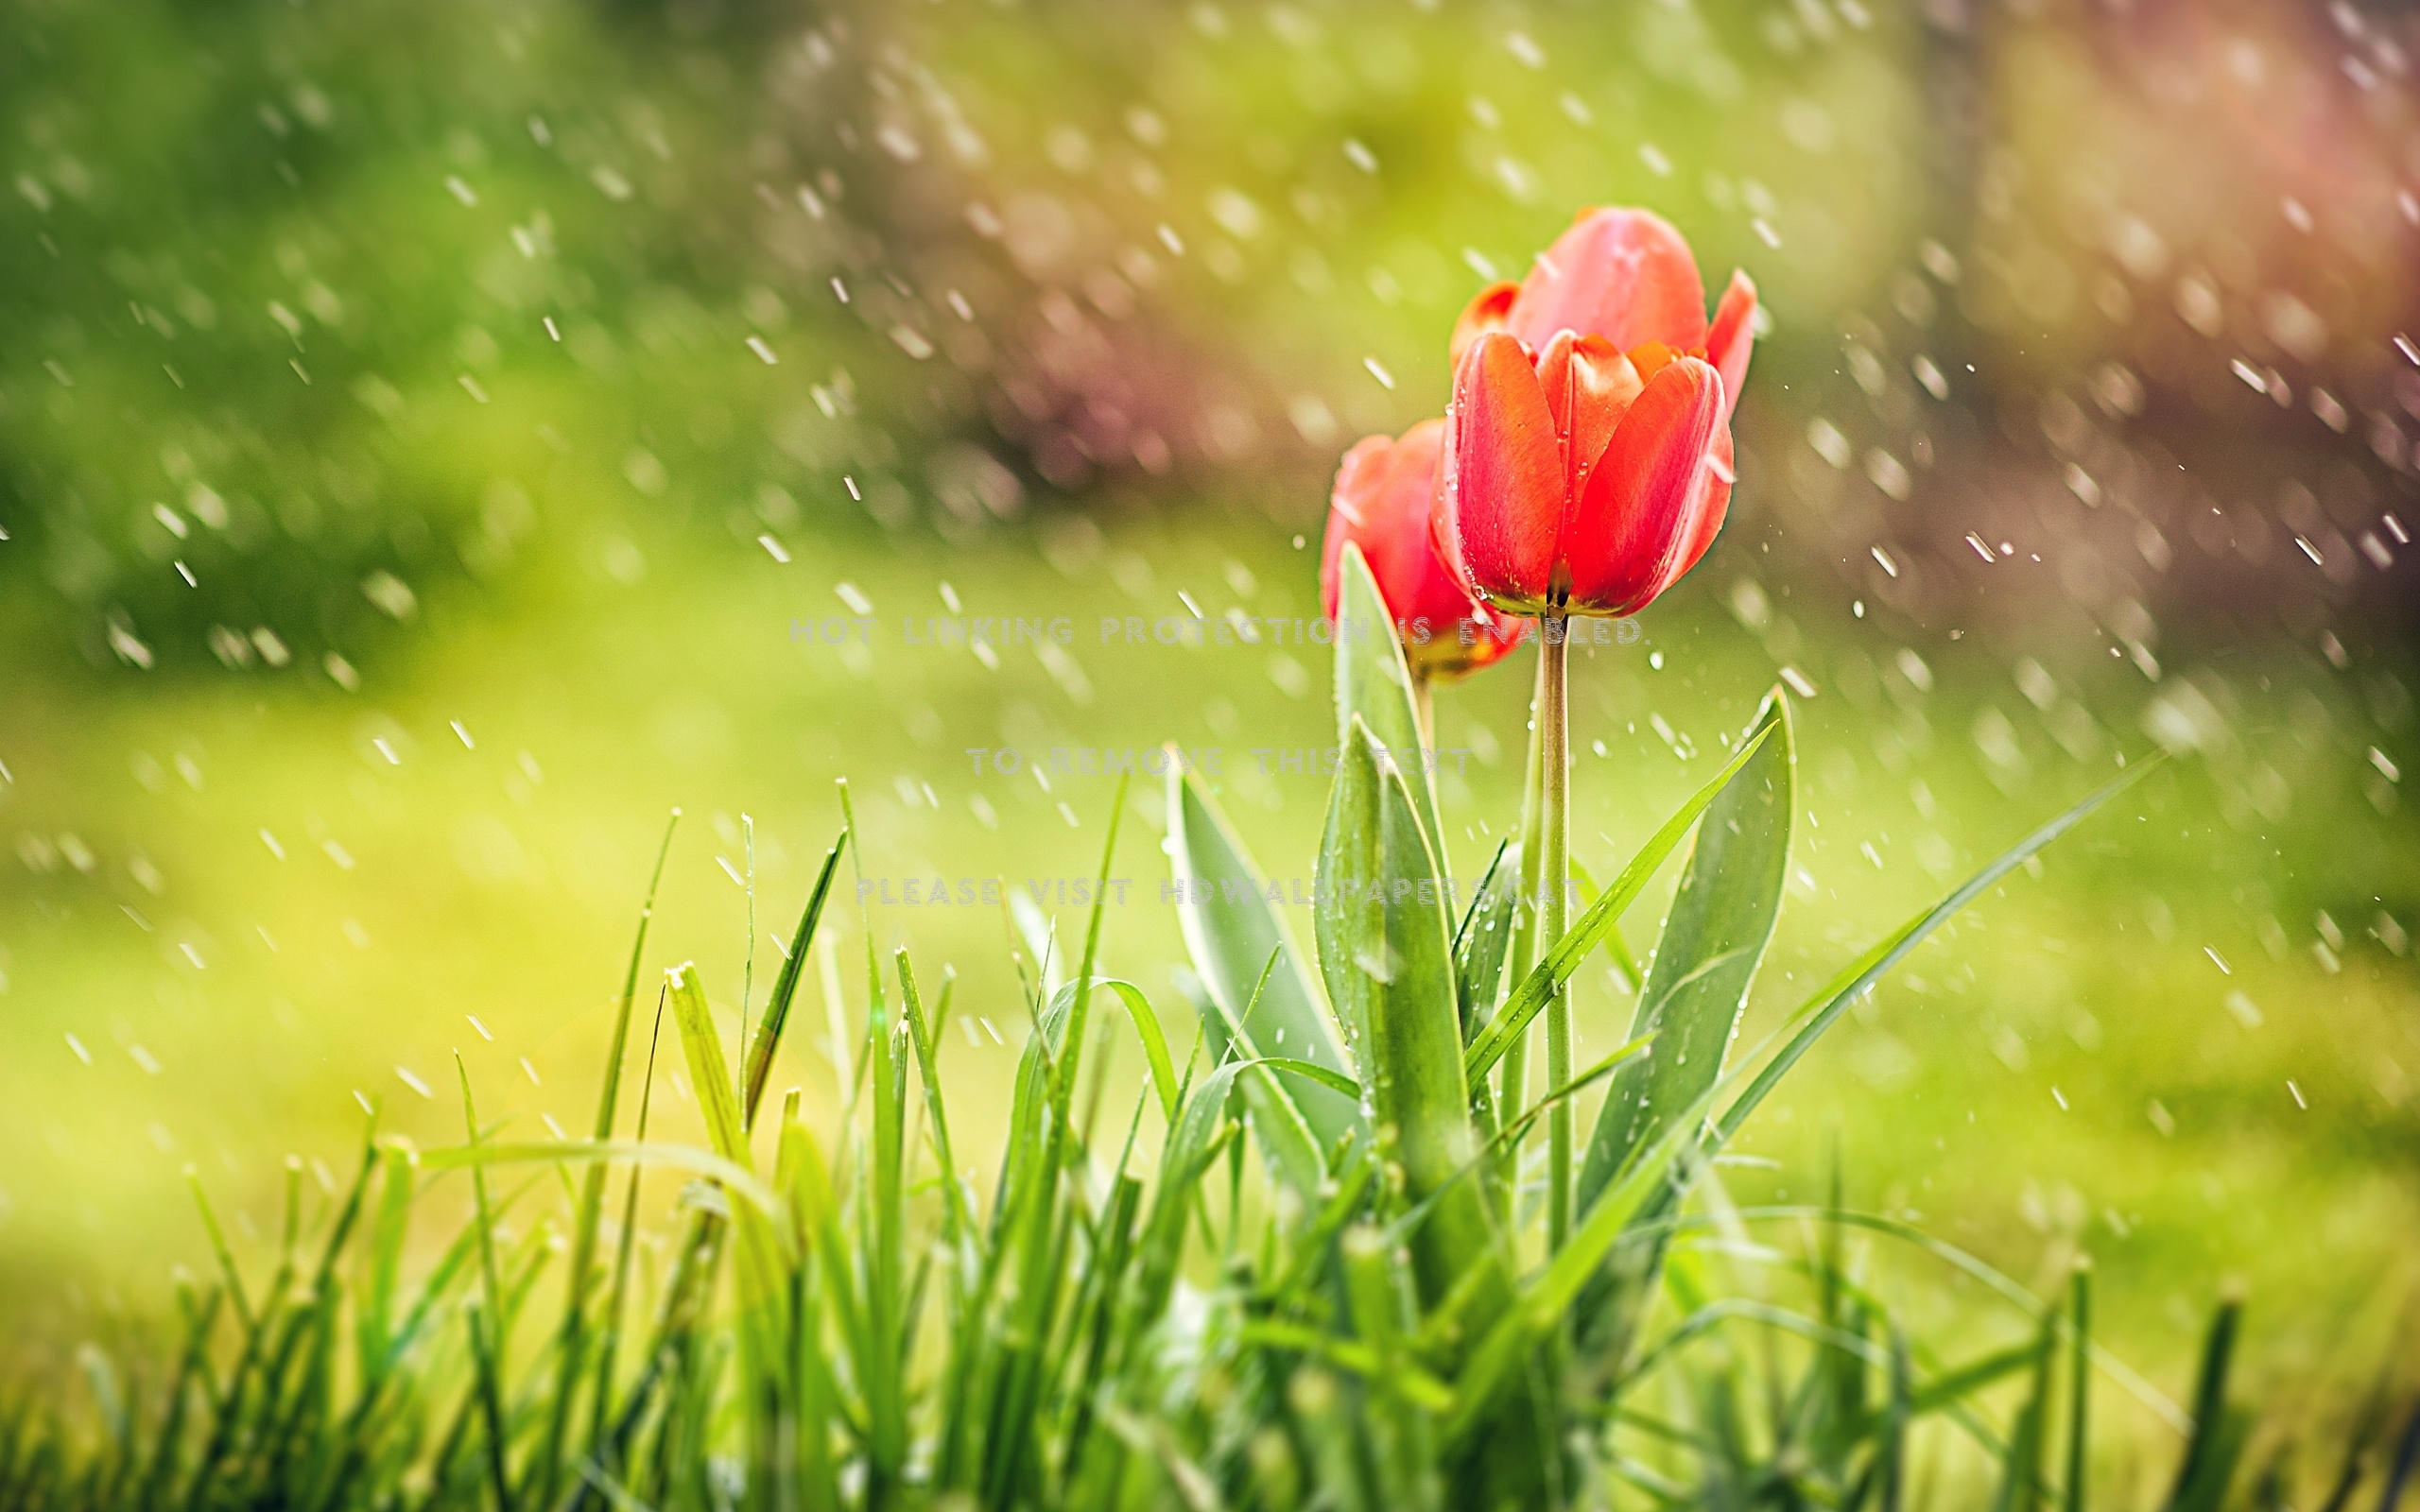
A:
[[3, 705, 2404, 1512]]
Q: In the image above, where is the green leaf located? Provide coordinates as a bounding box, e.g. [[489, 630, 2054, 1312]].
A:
[[1088, 978, 1182, 1125], [742, 829, 845, 1130], [362, 1146, 415, 1374], [1453, 839, 1521, 1046], [2163, 1299, 2249, 1512], [1579, 690, 1793, 1212], [1114, 1057, 1257, 1390], [538, 807, 679, 1508], [1558, 753, 2168, 1378], [1991, 1308, 2059, 1512], [666, 962, 752, 1176], [1340, 1222, 1447, 1509], [1250, 1056, 1364, 1102], [1445, 1072, 1728, 1447], [1332, 540, 1441, 850], [664, 963, 790, 1331], [2066, 1265, 2092, 1512], [1464, 721, 1779, 1084], [896, 952, 969, 1247], [1167, 765, 1359, 1193], [1315, 713, 1498, 1306], [1713, 753, 2167, 1145]]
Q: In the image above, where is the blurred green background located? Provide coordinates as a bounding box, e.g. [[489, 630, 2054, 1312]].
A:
[[4, 0, 2417, 1471]]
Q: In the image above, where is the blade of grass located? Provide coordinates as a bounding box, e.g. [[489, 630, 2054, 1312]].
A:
[[2066, 1263, 2092, 1512], [2163, 1297, 2248, 1512], [1991, 1304, 2059, 1512], [134, 1285, 219, 1512], [744, 830, 846, 1130], [586, 988, 666, 1475], [897, 949, 970, 1246], [455, 1056, 511, 1512], [536, 808, 678, 1509]]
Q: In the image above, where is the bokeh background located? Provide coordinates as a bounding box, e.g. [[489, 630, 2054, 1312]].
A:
[[5, 0, 2417, 1476]]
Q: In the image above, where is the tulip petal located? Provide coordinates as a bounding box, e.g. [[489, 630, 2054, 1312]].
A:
[[1533, 332, 1644, 559], [1440, 333, 1564, 614], [1563, 356, 1722, 616], [1354, 421, 1455, 627], [1706, 269, 1758, 422], [1324, 421, 1516, 679], [1321, 432, 1411, 621], [1668, 423, 1734, 586], [1510, 207, 1708, 355], [1450, 281, 1520, 367]]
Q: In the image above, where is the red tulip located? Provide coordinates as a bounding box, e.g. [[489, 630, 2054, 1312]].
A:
[[1434, 208, 1757, 619], [1321, 419, 1523, 680]]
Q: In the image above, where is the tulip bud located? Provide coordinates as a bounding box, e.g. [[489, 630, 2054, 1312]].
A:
[[1319, 419, 1522, 680]]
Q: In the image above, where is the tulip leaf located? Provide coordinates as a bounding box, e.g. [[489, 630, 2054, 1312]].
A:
[[1564, 691, 1792, 1361], [1578, 689, 1793, 1213], [1712, 749, 2169, 1146], [1167, 765, 1357, 1195], [1314, 714, 1501, 1307], [1462, 720, 1778, 1084], [1332, 541, 1442, 854], [1452, 839, 1521, 1047], [1566, 743, 2169, 1370], [1443, 1071, 1728, 1451]]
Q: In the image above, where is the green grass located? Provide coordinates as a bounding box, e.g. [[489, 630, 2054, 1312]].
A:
[[5, 566, 2411, 1512]]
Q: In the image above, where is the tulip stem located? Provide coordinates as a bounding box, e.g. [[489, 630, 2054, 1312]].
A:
[[1540, 610, 1572, 1253], [1410, 673, 1435, 751]]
